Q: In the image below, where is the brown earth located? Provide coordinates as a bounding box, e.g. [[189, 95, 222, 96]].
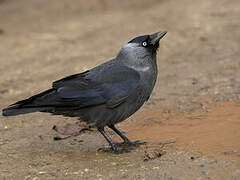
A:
[[1, 0, 240, 179], [119, 101, 240, 164]]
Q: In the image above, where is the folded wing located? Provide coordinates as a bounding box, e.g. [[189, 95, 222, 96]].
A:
[[52, 66, 140, 109]]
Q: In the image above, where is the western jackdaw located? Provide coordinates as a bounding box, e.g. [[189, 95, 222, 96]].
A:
[[2, 31, 167, 153]]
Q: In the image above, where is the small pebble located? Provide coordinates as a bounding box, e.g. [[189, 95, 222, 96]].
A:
[[223, 150, 237, 155], [202, 170, 209, 176], [111, 162, 117, 166], [32, 177, 40, 180], [191, 155, 201, 160]]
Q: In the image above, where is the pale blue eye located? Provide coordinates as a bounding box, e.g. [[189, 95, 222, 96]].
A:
[[142, 42, 147, 47]]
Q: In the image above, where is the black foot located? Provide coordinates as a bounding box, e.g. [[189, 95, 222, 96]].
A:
[[98, 146, 131, 153], [115, 140, 147, 147]]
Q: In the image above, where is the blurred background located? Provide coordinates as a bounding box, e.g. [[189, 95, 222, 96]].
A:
[[0, 0, 240, 179], [1, 0, 240, 108]]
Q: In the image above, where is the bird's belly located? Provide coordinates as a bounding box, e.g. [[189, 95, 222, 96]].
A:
[[79, 88, 148, 128]]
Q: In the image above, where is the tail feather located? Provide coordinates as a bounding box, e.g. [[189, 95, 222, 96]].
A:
[[2, 88, 55, 116], [2, 106, 46, 116]]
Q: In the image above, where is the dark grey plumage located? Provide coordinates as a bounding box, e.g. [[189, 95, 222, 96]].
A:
[[2, 31, 167, 153]]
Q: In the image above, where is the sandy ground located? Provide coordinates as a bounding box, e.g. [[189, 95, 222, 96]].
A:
[[1, 0, 240, 179]]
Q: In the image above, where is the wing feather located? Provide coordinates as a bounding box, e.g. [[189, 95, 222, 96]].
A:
[[52, 66, 140, 109]]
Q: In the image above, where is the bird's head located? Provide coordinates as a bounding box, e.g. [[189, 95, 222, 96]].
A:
[[117, 31, 167, 66]]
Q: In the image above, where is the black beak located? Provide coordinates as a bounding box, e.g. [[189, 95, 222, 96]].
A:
[[149, 31, 167, 45]]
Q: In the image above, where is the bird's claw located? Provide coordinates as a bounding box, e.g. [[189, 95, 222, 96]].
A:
[[98, 146, 131, 154], [115, 140, 147, 147]]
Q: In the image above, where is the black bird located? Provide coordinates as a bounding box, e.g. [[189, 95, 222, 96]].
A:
[[2, 31, 167, 153]]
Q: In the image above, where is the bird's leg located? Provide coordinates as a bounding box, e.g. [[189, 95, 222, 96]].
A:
[[108, 125, 147, 147], [98, 127, 130, 153]]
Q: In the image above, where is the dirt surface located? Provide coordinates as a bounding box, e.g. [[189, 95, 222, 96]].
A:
[[1, 0, 240, 179], [120, 101, 240, 163]]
